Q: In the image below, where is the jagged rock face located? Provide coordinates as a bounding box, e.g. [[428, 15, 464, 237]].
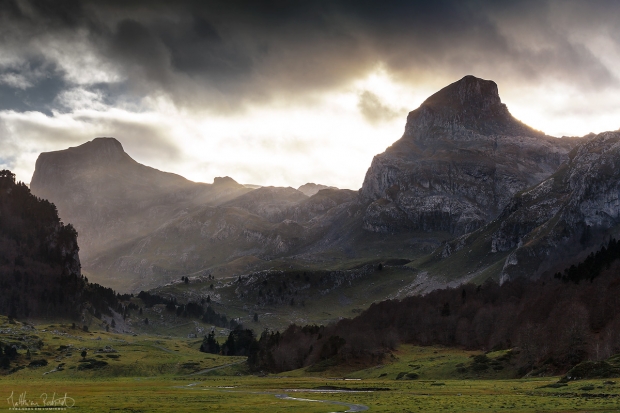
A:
[[360, 75, 578, 235], [492, 131, 620, 282], [30, 137, 250, 259]]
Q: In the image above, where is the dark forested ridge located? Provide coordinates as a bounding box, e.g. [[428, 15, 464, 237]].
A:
[[0, 170, 237, 328], [250, 241, 620, 375], [0, 170, 120, 319]]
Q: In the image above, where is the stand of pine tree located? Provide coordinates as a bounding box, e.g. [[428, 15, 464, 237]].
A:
[[249, 241, 620, 374]]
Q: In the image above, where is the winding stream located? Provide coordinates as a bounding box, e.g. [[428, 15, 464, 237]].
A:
[[274, 393, 368, 412], [174, 383, 371, 412]]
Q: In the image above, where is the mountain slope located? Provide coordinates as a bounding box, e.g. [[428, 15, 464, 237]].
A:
[[494, 131, 620, 281], [425, 131, 620, 285], [87, 187, 359, 291], [30, 138, 251, 261], [360, 75, 579, 235]]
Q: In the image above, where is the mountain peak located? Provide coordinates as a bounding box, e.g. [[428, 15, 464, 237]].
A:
[[422, 75, 502, 112], [89, 136, 124, 150], [298, 182, 337, 197], [213, 176, 241, 187], [72, 137, 126, 160], [401, 75, 541, 140], [31, 137, 133, 196]]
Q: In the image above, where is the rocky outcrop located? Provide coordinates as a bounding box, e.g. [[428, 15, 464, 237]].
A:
[[492, 131, 620, 282], [360, 75, 579, 235]]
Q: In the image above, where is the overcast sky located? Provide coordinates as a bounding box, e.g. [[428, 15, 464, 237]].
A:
[[1, 0, 620, 189]]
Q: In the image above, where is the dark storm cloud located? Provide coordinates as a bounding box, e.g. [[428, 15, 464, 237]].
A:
[[358, 91, 402, 124], [1, 0, 619, 113]]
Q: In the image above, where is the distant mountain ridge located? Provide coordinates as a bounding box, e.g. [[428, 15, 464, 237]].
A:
[[31, 137, 251, 261], [30, 75, 617, 302], [30, 138, 359, 291], [298, 183, 338, 197]]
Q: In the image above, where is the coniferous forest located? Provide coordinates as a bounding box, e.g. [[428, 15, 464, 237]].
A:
[[248, 241, 620, 375], [0, 170, 122, 319]]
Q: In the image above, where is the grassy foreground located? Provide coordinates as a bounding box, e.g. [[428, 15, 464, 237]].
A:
[[2, 318, 620, 412], [3, 376, 620, 412]]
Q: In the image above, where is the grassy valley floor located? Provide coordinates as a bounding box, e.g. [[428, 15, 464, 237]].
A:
[[2, 318, 620, 412], [4, 376, 620, 412]]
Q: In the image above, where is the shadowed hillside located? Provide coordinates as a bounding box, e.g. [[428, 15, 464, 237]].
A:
[[0, 170, 121, 319]]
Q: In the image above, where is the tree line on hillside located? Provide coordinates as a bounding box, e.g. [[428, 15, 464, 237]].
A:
[[0, 170, 123, 319], [245, 240, 620, 374], [555, 238, 620, 283], [0, 169, 239, 330], [137, 291, 237, 329]]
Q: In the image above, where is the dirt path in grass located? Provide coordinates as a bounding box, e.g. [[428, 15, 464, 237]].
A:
[[187, 359, 246, 376]]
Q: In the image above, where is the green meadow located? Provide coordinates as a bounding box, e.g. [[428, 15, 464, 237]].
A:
[[2, 317, 620, 412]]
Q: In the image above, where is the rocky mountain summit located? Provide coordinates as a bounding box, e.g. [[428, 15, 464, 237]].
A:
[[360, 75, 579, 235], [30, 138, 251, 260]]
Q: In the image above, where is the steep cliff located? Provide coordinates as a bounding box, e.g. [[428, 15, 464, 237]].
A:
[[360, 75, 578, 235], [492, 131, 620, 282]]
